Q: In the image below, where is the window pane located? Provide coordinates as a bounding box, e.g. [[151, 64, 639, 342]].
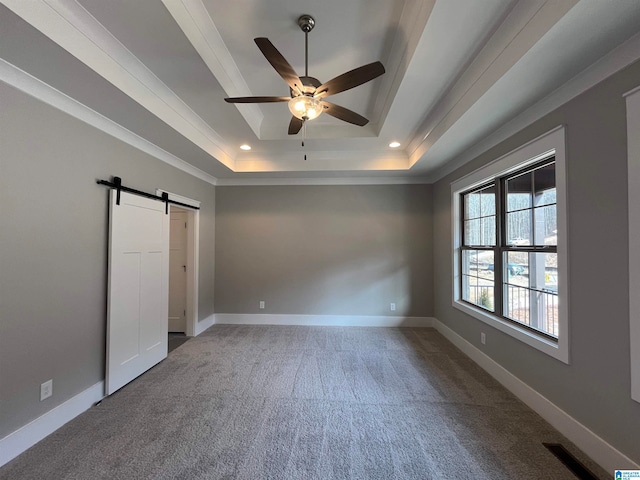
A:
[[462, 249, 494, 311], [534, 163, 555, 206], [462, 250, 495, 279], [504, 251, 558, 337], [477, 250, 494, 279], [464, 219, 481, 246], [464, 192, 480, 219], [504, 283, 529, 325], [505, 251, 528, 279], [461, 249, 476, 303], [476, 283, 495, 311], [507, 171, 532, 211], [529, 252, 557, 293], [506, 210, 531, 245], [462, 249, 477, 275], [480, 185, 496, 216], [534, 205, 557, 245], [481, 216, 496, 246]]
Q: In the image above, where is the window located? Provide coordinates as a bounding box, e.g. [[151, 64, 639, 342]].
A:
[[452, 127, 568, 362], [461, 161, 557, 338]]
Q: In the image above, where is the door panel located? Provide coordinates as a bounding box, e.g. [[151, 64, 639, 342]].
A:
[[140, 250, 164, 349], [111, 252, 141, 364], [106, 190, 169, 395]]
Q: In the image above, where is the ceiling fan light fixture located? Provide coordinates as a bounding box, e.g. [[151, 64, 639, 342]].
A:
[[288, 95, 323, 121], [224, 15, 384, 137]]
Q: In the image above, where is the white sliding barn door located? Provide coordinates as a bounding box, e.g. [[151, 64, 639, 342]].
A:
[[106, 190, 169, 395]]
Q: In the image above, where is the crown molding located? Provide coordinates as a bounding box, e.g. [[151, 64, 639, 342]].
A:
[[162, 0, 263, 138], [2, 0, 235, 171], [406, 0, 552, 160], [215, 176, 430, 186], [0, 59, 218, 186], [427, 31, 640, 183]]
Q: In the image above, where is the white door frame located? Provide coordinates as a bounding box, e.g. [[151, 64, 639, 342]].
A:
[[157, 189, 200, 337], [168, 207, 188, 333]]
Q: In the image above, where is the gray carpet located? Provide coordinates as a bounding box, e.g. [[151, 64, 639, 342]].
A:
[[0, 326, 607, 479], [168, 333, 190, 353]]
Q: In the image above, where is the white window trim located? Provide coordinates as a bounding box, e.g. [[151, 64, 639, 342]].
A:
[[451, 126, 569, 363], [625, 86, 640, 403]]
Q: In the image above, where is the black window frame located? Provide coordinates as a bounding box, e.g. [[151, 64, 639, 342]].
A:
[[460, 156, 558, 341]]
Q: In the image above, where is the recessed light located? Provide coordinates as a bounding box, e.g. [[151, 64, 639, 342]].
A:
[[389, 141, 401, 148], [240, 144, 251, 151]]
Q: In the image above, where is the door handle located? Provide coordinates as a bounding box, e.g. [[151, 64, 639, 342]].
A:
[[183, 265, 186, 272]]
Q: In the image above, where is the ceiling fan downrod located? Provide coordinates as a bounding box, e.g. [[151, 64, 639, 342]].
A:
[[297, 15, 315, 78]]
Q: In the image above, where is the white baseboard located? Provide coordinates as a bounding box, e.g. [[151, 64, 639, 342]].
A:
[[432, 318, 639, 472], [214, 313, 434, 328], [194, 313, 216, 336], [0, 381, 105, 468], [0, 313, 218, 469], [9, 318, 629, 472]]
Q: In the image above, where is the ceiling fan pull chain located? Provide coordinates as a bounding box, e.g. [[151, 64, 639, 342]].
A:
[[302, 122, 307, 160], [302, 121, 306, 147]]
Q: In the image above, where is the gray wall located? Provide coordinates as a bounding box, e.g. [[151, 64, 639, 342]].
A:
[[215, 184, 433, 317], [432, 59, 640, 462], [0, 82, 216, 438]]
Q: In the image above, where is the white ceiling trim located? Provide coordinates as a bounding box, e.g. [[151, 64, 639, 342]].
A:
[[234, 149, 409, 173], [216, 176, 431, 186], [162, 0, 263, 138], [259, 122, 378, 141], [377, 0, 518, 157], [0, 58, 218, 186], [368, 0, 436, 131], [408, 0, 577, 167], [428, 31, 640, 183], [2, 0, 235, 170]]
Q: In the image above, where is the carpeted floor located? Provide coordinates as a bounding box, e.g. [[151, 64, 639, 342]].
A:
[[0, 326, 607, 479], [168, 333, 190, 353]]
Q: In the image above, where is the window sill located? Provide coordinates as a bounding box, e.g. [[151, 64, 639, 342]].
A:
[[452, 299, 569, 363]]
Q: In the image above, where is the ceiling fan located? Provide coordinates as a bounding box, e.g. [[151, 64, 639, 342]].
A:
[[224, 14, 385, 136]]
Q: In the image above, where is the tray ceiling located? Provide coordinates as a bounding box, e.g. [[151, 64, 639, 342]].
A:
[[1, 0, 640, 181]]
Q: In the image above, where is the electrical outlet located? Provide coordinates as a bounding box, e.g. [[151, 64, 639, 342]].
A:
[[481, 332, 486, 345], [390, 303, 396, 311], [259, 300, 265, 309], [40, 379, 53, 401]]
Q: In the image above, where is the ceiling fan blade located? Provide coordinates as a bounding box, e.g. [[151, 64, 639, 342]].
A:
[[321, 101, 369, 126], [288, 116, 304, 135], [254, 37, 303, 93], [225, 96, 290, 103], [315, 61, 385, 98]]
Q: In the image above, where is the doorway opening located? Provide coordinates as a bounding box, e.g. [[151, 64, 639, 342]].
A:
[[160, 190, 200, 338]]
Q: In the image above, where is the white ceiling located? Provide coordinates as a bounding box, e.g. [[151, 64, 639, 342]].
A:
[[1, 0, 640, 182]]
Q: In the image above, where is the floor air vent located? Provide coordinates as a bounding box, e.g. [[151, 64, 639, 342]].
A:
[[543, 443, 599, 480]]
